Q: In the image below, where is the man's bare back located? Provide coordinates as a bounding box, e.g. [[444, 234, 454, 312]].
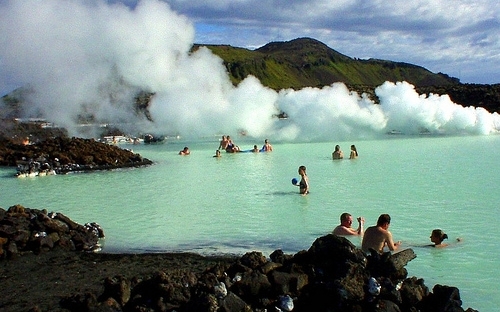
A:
[[361, 214, 400, 254]]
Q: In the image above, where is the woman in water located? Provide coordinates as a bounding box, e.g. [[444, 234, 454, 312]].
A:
[[225, 136, 241, 153], [349, 145, 358, 159], [297, 165, 309, 195], [429, 229, 449, 247]]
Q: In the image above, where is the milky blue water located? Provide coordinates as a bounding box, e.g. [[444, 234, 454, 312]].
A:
[[1, 135, 499, 311]]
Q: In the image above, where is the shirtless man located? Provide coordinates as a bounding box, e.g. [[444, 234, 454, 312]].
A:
[[218, 135, 229, 150], [361, 214, 401, 254], [179, 147, 190, 155], [332, 145, 344, 159], [261, 139, 273, 152], [333, 212, 364, 236]]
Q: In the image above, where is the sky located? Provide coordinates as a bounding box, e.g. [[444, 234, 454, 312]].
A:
[[163, 0, 500, 85], [1, 0, 499, 141]]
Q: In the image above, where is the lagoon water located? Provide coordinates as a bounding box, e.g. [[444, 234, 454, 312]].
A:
[[1, 134, 499, 311]]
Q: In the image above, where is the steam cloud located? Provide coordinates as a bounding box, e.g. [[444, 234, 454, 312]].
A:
[[1, 0, 499, 141]]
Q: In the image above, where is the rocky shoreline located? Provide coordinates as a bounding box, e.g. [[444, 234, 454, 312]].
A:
[[0, 205, 477, 312], [0, 136, 153, 177]]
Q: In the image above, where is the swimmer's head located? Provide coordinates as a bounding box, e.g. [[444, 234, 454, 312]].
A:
[[340, 212, 352, 223], [376, 214, 391, 226], [430, 229, 448, 244]]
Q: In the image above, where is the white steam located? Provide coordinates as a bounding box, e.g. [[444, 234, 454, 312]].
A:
[[1, 0, 499, 141]]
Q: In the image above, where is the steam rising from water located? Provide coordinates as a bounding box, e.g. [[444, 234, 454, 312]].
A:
[[1, 0, 499, 141]]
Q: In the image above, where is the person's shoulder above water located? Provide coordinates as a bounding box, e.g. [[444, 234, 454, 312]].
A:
[[332, 212, 364, 236], [225, 136, 241, 152], [218, 135, 229, 150], [428, 229, 462, 248], [332, 144, 344, 159], [361, 214, 401, 254], [179, 147, 190, 155], [349, 144, 358, 159], [261, 139, 273, 152]]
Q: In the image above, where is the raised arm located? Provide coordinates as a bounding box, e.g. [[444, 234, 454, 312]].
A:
[[355, 217, 365, 235]]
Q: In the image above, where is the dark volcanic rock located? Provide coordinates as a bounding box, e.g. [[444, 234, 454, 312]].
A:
[[53, 234, 476, 312], [0, 136, 152, 174], [0, 204, 104, 257], [0, 214, 479, 312]]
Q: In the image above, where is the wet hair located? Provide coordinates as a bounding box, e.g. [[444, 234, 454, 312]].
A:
[[299, 165, 306, 173], [334, 145, 341, 151], [432, 229, 448, 241], [340, 212, 352, 222], [376, 214, 391, 226], [351, 145, 358, 156]]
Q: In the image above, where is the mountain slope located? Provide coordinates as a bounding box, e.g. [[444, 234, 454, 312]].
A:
[[196, 37, 459, 90], [196, 37, 500, 113]]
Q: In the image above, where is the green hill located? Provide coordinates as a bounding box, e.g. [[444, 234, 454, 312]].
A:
[[195, 37, 500, 113], [195, 37, 459, 90]]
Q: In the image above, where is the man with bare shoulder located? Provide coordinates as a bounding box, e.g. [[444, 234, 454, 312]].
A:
[[361, 214, 401, 254], [333, 212, 364, 236], [261, 139, 273, 152]]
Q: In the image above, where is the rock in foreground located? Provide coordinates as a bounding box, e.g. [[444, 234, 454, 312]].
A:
[[0, 204, 104, 257], [0, 207, 478, 311], [62, 236, 477, 312]]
